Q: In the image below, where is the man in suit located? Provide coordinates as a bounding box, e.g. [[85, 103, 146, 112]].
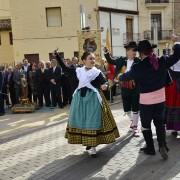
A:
[[22, 59, 32, 102], [5, 66, 15, 106], [45, 61, 51, 69], [49, 59, 63, 108], [0, 66, 6, 116], [56, 55, 79, 105], [13, 64, 21, 104], [35, 61, 51, 107], [45, 61, 51, 106], [61, 58, 73, 105]]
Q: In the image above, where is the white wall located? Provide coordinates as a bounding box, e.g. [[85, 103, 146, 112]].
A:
[[100, 11, 139, 57], [99, 11, 111, 55], [98, 0, 138, 11]]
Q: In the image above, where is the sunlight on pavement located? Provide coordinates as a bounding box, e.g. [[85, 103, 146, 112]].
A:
[[0, 112, 68, 136], [8, 120, 26, 126], [48, 112, 68, 122], [0, 118, 10, 122], [0, 121, 45, 135]]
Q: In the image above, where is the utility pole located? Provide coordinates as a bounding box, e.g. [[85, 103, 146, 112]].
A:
[[153, 20, 158, 45], [153, 19, 159, 55], [80, 5, 86, 29]]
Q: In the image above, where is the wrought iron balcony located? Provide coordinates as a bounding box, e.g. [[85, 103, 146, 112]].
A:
[[123, 33, 141, 44], [144, 30, 173, 41], [145, 0, 169, 8], [145, 0, 169, 3]]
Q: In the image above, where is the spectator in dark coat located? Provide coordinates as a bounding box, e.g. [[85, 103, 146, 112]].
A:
[[13, 64, 21, 104], [29, 63, 38, 104], [5, 66, 15, 106], [22, 59, 32, 102], [0, 66, 5, 116], [35, 61, 51, 107], [49, 59, 63, 108]]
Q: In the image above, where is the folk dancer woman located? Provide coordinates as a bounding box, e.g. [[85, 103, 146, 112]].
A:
[[55, 51, 120, 157], [165, 39, 180, 137], [119, 39, 180, 160]]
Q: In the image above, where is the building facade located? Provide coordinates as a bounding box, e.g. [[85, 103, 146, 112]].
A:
[[174, 0, 180, 34], [138, 0, 174, 55], [10, 0, 98, 63], [1, 0, 177, 64], [9, 0, 139, 63], [0, 0, 14, 65], [99, 0, 139, 56]]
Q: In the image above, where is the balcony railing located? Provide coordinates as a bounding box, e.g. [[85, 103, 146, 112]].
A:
[[145, 0, 169, 3], [123, 33, 141, 44], [144, 30, 173, 41]]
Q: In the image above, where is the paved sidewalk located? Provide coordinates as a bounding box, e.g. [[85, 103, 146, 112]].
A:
[[0, 103, 180, 180], [0, 106, 69, 144], [0, 96, 121, 144]]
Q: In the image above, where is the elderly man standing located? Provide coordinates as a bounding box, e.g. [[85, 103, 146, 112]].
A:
[[5, 66, 15, 106], [35, 61, 51, 107], [49, 59, 63, 108], [13, 64, 21, 104], [22, 59, 31, 102]]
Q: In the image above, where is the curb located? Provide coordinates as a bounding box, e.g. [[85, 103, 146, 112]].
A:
[[0, 99, 122, 145]]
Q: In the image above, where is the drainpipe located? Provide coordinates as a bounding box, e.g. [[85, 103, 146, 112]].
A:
[[137, 0, 140, 40], [109, 12, 113, 55], [172, 0, 175, 33]]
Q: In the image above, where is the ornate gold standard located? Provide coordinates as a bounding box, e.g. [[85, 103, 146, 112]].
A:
[[11, 73, 36, 113], [78, 29, 102, 65]]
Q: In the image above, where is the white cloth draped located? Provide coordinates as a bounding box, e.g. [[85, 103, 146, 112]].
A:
[[171, 60, 180, 72], [73, 66, 102, 104], [125, 59, 134, 73]]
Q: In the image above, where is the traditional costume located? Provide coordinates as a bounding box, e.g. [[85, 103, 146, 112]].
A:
[[56, 54, 120, 157], [165, 59, 180, 135], [104, 42, 140, 137], [120, 40, 180, 160]]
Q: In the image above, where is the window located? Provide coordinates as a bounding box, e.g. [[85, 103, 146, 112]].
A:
[[46, 7, 62, 27], [24, 54, 39, 65], [49, 52, 64, 61], [58, 52, 64, 59], [74, 51, 79, 58], [126, 18, 133, 42], [151, 14, 162, 40], [9, 32, 13, 45], [49, 53, 56, 61]]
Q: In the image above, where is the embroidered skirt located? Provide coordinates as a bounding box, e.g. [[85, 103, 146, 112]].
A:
[[65, 90, 120, 147], [165, 80, 180, 131]]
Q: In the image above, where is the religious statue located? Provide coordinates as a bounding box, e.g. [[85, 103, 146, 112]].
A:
[[20, 73, 28, 103]]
